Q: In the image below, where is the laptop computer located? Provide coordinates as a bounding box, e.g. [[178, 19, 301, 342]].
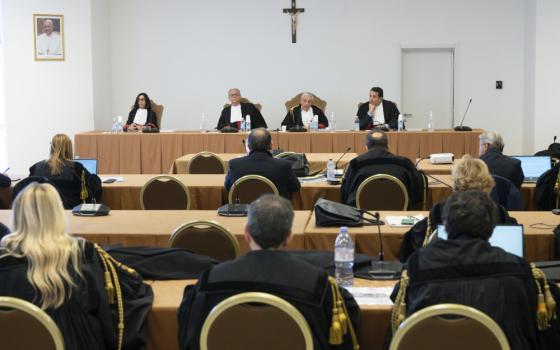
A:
[[512, 155, 551, 182], [74, 158, 98, 175], [437, 224, 524, 258]]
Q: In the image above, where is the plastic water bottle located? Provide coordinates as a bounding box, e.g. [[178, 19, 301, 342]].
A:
[[326, 158, 335, 181], [398, 114, 404, 132], [311, 115, 318, 131], [427, 111, 434, 132], [240, 119, 246, 132], [200, 113, 206, 132], [354, 116, 360, 131], [245, 115, 251, 132], [335, 226, 354, 287], [111, 117, 117, 133], [117, 115, 124, 133], [330, 112, 336, 131]]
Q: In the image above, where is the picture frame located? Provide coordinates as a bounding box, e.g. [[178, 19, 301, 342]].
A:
[[33, 14, 65, 61]]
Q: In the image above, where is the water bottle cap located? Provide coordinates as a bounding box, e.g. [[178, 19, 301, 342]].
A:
[[340, 226, 348, 233]]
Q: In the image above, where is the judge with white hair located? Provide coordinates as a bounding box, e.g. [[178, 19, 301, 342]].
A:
[[281, 92, 329, 129]]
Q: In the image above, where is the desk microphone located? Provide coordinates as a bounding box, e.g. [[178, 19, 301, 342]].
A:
[[335, 147, 352, 170], [454, 98, 473, 131], [368, 212, 401, 279]]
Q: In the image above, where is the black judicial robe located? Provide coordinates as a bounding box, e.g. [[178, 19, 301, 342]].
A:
[[480, 149, 525, 189], [281, 105, 329, 129], [216, 102, 267, 130], [340, 148, 425, 207], [125, 108, 158, 129], [391, 238, 560, 350], [356, 100, 400, 130], [178, 250, 360, 350]]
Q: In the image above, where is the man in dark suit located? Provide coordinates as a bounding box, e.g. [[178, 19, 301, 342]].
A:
[[216, 88, 267, 130], [281, 92, 329, 129], [356, 86, 400, 130], [224, 128, 300, 198], [178, 195, 360, 350], [341, 130, 425, 207], [479, 131, 524, 188]]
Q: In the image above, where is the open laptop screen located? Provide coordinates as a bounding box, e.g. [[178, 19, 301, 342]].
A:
[[437, 224, 524, 258], [74, 158, 98, 175], [512, 156, 551, 181]]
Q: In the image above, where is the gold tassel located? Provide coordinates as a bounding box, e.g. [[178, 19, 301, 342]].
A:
[[422, 217, 432, 247], [544, 281, 557, 320], [532, 263, 551, 330], [337, 300, 348, 334], [104, 270, 115, 304], [329, 313, 343, 345], [80, 171, 88, 203], [391, 270, 409, 333]]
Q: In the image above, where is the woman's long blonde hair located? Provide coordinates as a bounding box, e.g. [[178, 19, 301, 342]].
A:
[[452, 155, 495, 193], [0, 183, 82, 309], [47, 134, 73, 175]]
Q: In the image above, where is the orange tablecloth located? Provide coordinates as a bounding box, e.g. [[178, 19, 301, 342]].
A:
[[0, 210, 309, 253], [147, 278, 395, 350], [304, 211, 559, 262], [172, 152, 357, 174], [75, 129, 482, 174]]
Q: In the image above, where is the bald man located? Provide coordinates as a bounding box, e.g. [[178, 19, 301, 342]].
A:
[[36, 19, 62, 57], [281, 93, 329, 130], [216, 88, 267, 130]]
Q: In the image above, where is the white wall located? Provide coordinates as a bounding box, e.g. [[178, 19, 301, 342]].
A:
[[1, 0, 94, 174], [534, 0, 560, 152], [103, 0, 528, 153]]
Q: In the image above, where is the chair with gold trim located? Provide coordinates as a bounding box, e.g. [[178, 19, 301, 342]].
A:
[[0, 296, 65, 350], [150, 99, 164, 129], [228, 175, 279, 204], [284, 93, 327, 112], [169, 220, 240, 261], [223, 97, 262, 112], [187, 152, 226, 174], [140, 175, 191, 210], [200, 292, 314, 350], [390, 303, 510, 350], [356, 174, 409, 210]]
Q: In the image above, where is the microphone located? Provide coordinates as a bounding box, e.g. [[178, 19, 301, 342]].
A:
[[454, 98, 473, 131], [272, 128, 284, 156], [368, 212, 402, 279], [334, 147, 352, 170]]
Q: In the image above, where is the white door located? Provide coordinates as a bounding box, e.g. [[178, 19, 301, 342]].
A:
[[401, 48, 454, 130]]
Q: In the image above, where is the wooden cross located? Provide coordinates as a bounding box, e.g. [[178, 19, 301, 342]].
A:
[[283, 0, 305, 43]]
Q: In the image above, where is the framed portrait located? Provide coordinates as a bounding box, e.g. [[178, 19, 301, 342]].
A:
[[33, 14, 65, 61]]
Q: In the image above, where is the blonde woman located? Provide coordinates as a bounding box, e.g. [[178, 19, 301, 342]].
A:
[[0, 183, 115, 349], [400, 155, 517, 261], [29, 133, 101, 208]]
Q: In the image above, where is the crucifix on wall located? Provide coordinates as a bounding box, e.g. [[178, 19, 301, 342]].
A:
[[283, 0, 305, 43]]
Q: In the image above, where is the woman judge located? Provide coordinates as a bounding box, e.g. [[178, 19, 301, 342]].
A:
[[124, 92, 158, 131], [29, 134, 101, 209]]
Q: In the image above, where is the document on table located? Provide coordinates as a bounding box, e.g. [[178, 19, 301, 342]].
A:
[[299, 174, 327, 183], [100, 176, 125, 183], [385, 214, 424, 227], [344, 287, 394, 305]]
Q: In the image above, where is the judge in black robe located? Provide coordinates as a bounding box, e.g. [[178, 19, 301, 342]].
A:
[[281, 93, 328, 129], [178, 195, 360, 350], [356, 87, 400, 130], [216, 88, 267, 130], [390, 190, 560, 350], [341, 130, 425, 207]]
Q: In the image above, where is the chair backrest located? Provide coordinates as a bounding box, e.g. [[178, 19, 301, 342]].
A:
[[150, 99, 164, 129], [228, 175, 279, 204], [169, 220, 240, 261], [223, 98, 262, 111], [140, 175, 190, 210], [490, 175, 524, 210], [187, 152, 226, 174], [356, 174, 409, 210], [390, 303, 510, 350], [284, 93, 327, 112], [200, 292, 313, 350], [0, 296, 65, 350]]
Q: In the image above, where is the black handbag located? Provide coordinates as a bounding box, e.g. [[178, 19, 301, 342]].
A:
[[314, 198, 381, 227], [282, 153, 309, 177]]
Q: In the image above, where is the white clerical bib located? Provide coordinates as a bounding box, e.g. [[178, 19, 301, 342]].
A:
[[133, 109, 148, 125], [373, 103, 385, 125], [301, 107, 314, 125], [230, 105, 242, 123]]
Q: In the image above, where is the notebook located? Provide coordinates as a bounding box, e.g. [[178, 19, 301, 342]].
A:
[[74, 158, 98, 175], [437, 224, 524, 258], [512, 156, 551, 182]]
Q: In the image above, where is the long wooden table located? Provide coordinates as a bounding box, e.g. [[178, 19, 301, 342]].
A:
[[97, 174, 536, 211], [0, 210, 309, 254], [1, 210, 556, 262], [75, 130, 482, 174], [147, 278, 395, 350], [172, 152, 357, 174]]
